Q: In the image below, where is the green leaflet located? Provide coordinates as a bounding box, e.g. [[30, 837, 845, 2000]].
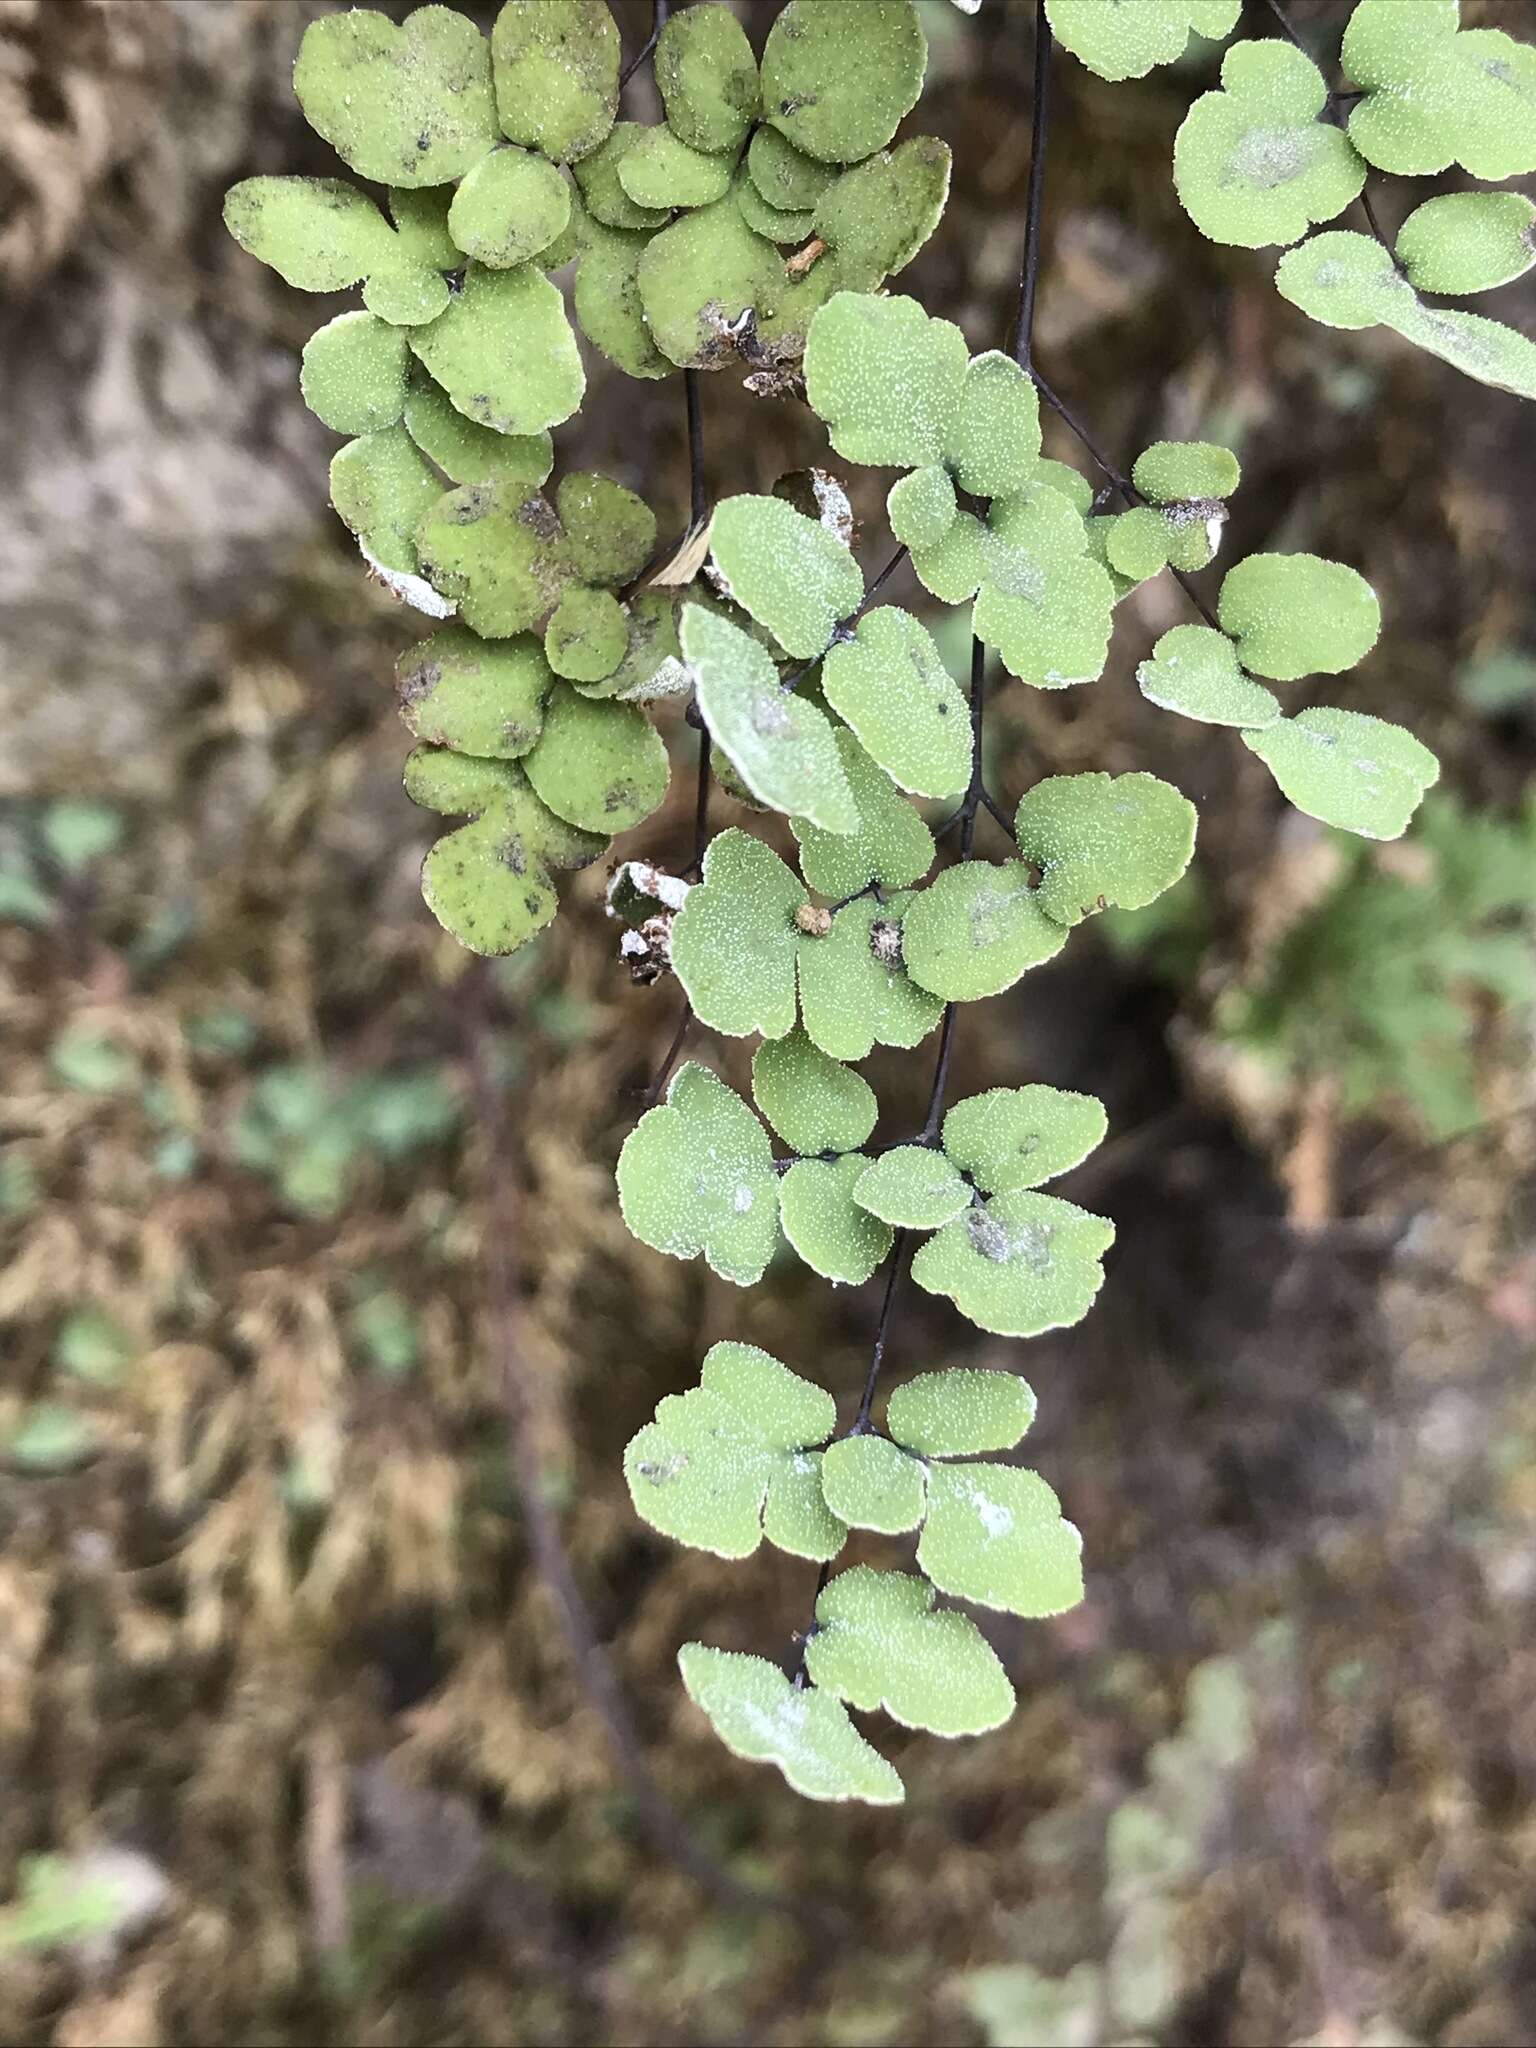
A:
[[362, 265, 451, 326], [737, 178, 816, 246], [677, 1645, 904, 1805], [1217, 551, 1381, 683], [634, 192, 783, 370], [820, 608, 972, 799], [618, 125, 737, 210], [574, 222, 674, 379], [779, 1155, 894, 1285], [852, 1146, 971, 1230], [543, 587, 628, 683], [820, 1436, 926, 1533], [293, 6, 499, 188], [616, 1062, 780, 1285], [1173, 40, 1366, 250], [797, 894, 946, 1061], [557, 472, 656, 584], [760, 0, 927, 165], [623, 1341, 842, 1561], [887, 464, 959, 553], [946, 351, 1042, 499], [1136, 624, 1281, 729], [1342, 0, 1536, 181], [409, 263, 585, 436], [1395, 192, 1536, 296], [1132, 442, 1239, 504], [805, 1567, 1016, 1737], [972, 486, 1116, 688], [403, 745, 605, 956], [680, 604, 857, 831], [805, 292, 969, 468], [301, 313, 410, 436], [1275, 232, 1536, 403], [748, 126, 838, 212], [789, 732, 935, 899], [396, 627, 554, 757], [941, 1085, 1108, 1193], [1012, 772, 1198, 928], [447, 145, 571, 267], [752, 1029, 878, 1156], [810, 136, 953, 284], [402, 381, 554, 491], [523, 688, 668, 832], [901, 862, 1068, 1001], [1045, 0, 1240, 82], [415, 482, 576, 638], [389, 187, 460, 269], [910, 1189, 1115, 1337], [490, 0, 620, 164], [223, 177, 400, 291], [670, 829, 804, 1039], [917, 1464, 1085, 1617], [1242, 707, 1440, 841], [330, 427, 443, 578], [708, 495, 864, 660], [885, 1367, 1037, 1457], [572, 123, 672, 231], [656, 4, 760, 154]]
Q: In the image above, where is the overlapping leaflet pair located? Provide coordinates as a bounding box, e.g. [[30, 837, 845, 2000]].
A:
[[627, 1347, 1080, 1800]]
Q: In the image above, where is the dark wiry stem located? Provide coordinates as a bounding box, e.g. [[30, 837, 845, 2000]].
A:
[[1012, 2, 1053, 372], [618, 0, 668, 88], [1261, 0, 1399, 264], [684, 368, 708, 529], [778, 544, 910, 692]]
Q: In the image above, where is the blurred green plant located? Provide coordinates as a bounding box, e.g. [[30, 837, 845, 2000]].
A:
[[230, 1063, 461, 1217]]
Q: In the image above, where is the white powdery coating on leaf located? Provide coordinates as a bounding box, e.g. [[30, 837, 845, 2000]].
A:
[[360, 541, 458, 617]]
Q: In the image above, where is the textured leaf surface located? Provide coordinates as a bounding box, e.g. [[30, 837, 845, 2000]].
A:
[[760, 0, 926, 164], [886, 1368, 1037, 1458], [887, 464, 958, 553], [634, 193, 782, 370], [678, 1645, 903, 1804], [918, 1464, 1085, 1617], [810, 136, 952, 283], [972, 487, 1116, 688], [557, 473, 657, 586], [819, 1437, 927, 1533], [1396, 192, 1536, 296], [762, 1453, 848, 1562], [624, 1340, 836, 1558], [797, 894, 945, 1060], [806, 1567, 1016, 1735], [1218, 552, 1380, 682], [1173, 40, 1366, 249], [682, 604, 857, 830], [294, 7, 499, 187], [301, 313, 410, 436], [779, 1155, 894, 1284], [1045, 0, 1239, 82], [909, 510, 988, 605], [389, 186, 460, 268], [1013, 771, 1197, 927], [409, 264, 585, 435], [821, 608, 971, 798], [543, 587, 629, 684], [448, 145, 571, 266], [1242, 707, 1439, 840], [415, 483, 576, 637], [575, 223, 674, 377], [396, 627, 553, 756], [362, 264, 451, 326], [736, 177, 816, 245], [656, 3, 760, 153], [403, 746, 604, 955], [748, 125, 838, 211], [941, 1085, 1107, 1193], [616, 1062, 779, 1283], [402, 380, 553, 490], [617, 124, 736, 209], [580, 589, 687, 702], [901, 862, 1068, 1001], [330, 428, 442, 576], [1343, 0, 1536, 180], [1136, 623, 1280, 728], [709, 496, 863, 661], [572, 123, 671, 230], [1132, 441, 1240, 505], [805, 292, 968, 468], [853, 1146, 971, 1229], [491, 0, 619, 163], [752, 1028, 878, 1155], [224, 177, 399, 290], [946, 350, 1042, 498], [791, 733, 934, 898], [523, 688, 668, 831], [911, 1189, 1114, 1337], [670, 829, 803, 1038]]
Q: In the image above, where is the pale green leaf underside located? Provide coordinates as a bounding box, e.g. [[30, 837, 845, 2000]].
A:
[[819, 1435, 927, 1533], [886, 1368, 1037, 1458], [752, 1028, 878, 1155], [657, 3, 760, 154], [294, 7, 499, 189], [670, 828, 801, 1037], [853, 1145, 970, 1229], [791, 731, 935, 898], [224, 176, 400, 291], [1046, 0, 1240, 83], [408, 264, 585, 437], [522, 688, 669, 834], [805, 291, 969, 468], [1217, 549, 1381, 683], [1013, 771, 1198, 927], [678, 1644, 904, 1805], [940, 1084, 1108, 1192], [1342, 0, 1536, 181], [911, 1190, 1115, 1337], [491, 0, 620, 165], [1242, 707, 1440, 840], [780, 1155, 895, 1285], [1396, 192, 1536, 296], [1136, 623, 1281, 728], [302, 312, 410, 437], [973, 486, 1116, 688], [821, 608, 972, 799], [616, 1062, 780, 1284], [917, 1464, 1085, 1617], [901, 861, 1069, 1000], [708, 495, 864, 661], [805, 1566, 1016, 1736]]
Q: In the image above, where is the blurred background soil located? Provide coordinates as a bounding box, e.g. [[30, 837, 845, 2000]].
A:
[[3, 2, 1536, 2042]]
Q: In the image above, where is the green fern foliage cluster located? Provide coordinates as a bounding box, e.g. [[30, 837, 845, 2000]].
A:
[[222, 0, 1502, 1807]]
